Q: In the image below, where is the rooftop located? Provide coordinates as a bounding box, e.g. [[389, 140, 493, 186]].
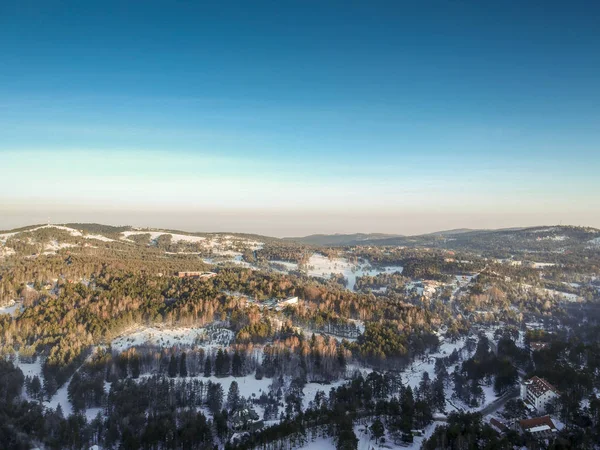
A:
[[523, 376, 559, 398], [519, 415, 557, 433], [490, 418, 508, 432]]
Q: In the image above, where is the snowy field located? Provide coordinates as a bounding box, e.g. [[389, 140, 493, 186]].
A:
[[121, 230, 207, 243], [536, 235, 567, 241], [121, 230, 263, 263], [43, 240, 77, 254], [111, 326, 234, 351], [270, 260, 300, 272], [121, 231, 263, 251], [304, 253, 403, 290]]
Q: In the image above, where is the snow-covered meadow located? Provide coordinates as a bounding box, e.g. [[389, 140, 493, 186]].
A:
[[303, 253, 403, 291]]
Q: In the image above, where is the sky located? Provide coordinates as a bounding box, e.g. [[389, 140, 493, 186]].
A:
[[1, 1, 599, 236]]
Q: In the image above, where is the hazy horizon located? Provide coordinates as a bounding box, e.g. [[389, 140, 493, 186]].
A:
[[1, 204, 597, 238]]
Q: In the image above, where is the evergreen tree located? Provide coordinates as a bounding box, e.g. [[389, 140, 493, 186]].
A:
[[204, 357, 212, 377], [400, 385, 415, 433], [168, 354, 178, 378], [232, 350, 243, 377], [130, 355, 140, 379], [215, 349, 230, 377], [370, 418, 385, 444], [207, 382, 224, 414], [30, 375, 42, 402], [432, 377, 446, 413], [227, 380, 241, 411], [336, 417, 358, 450], [180, 352, 188, 377]]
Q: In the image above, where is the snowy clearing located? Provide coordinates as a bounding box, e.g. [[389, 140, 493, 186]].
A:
[[111, 325, 234, 351], [400, 337, 467, 390], [304, 253, 403, 291], [121, 230, 207, 243], [0, 300, 23, 316]]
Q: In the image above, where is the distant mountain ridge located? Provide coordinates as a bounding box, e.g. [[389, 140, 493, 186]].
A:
[[284, 225, 600, 255], [282, 233, 402, 246], [2, 223, 599, 258]]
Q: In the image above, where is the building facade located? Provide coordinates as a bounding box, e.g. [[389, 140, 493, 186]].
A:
[[521, 376, 559, 411]]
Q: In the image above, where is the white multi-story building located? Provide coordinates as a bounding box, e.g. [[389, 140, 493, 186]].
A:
[[521, 376, 559, 411]]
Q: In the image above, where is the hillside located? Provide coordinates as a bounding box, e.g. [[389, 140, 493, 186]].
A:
[[286, 226, 600, 257], [283, 232, 402, 246]]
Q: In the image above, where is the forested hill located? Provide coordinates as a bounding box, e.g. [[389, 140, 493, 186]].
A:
[[283, 233, 402, 246], [2, 223, 599, 260], [287, 226, 600, 256]]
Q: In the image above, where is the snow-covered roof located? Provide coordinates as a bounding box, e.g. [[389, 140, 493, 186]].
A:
[[523, 376, 559, 398]]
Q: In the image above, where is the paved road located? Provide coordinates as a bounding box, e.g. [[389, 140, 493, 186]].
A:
[[478, 387, 520, 416]]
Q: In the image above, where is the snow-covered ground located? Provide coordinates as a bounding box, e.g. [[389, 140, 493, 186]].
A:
[[295, 419, 442, 450], [400, 337, 466, 390], [394, 333, 500, 413], [0, 300, 22, 316], [15, 357, 43, 378], [455, 274, 476, 285], [111, 326, 234, 351], [0, 231, 18, 244], [205, 374, 273, 401], [121, 230, 207, 244], [12, 356, 73, 415], [543, 288, 581, 302], [520, 283, 582, 303], [536, 235, 567, 241], [0, 246, 16, 258], [303, 254, 403, 291], [43, 240, 77, 254], [270, 260, 300, 272], [295, 436, 336, 450], [121, 231, 263, 251], [531, 262, 556, 269], [405, 282, 425, 296], [302, 367, 368, 408], [84, 234, 115, 242], [588, 237, 600, 247], [47, 380, 73, 415], [0, 225, 116, 252], [121, 230, 263, 264]]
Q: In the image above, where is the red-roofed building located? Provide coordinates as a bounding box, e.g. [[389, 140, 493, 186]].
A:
[[518, 415, 558, 438], [489, 418, 508, 433]]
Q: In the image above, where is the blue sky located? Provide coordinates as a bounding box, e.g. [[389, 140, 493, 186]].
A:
[[1, 1, 599, 235]]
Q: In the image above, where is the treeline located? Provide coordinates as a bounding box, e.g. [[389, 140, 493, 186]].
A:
[[254, 242, 311, 265]]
